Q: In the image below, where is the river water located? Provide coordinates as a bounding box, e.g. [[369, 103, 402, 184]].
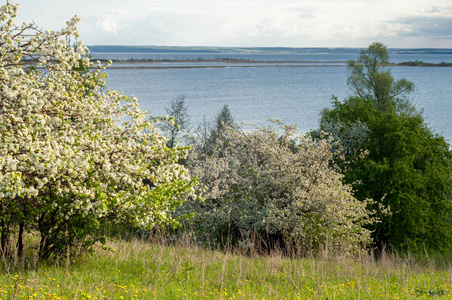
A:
[[98, 52, 452, 141]]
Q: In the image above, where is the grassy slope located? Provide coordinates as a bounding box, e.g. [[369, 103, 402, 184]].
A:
[[1, 237, 452, 299]]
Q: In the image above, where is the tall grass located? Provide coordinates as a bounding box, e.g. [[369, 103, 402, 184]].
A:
[[1, 231, 452, 299]]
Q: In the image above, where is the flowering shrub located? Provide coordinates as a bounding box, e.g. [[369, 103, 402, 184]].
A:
[[182, 123, 373, 255], [0, 2, 196, 259]]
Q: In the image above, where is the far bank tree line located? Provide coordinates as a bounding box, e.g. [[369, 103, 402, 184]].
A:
[[161, 42, 452, 254]]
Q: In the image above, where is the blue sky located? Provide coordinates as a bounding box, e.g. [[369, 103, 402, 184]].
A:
[[11, 0, 452, 48]]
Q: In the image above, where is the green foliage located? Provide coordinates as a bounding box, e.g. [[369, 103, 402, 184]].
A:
[[214, 105, 234, 133], [322, 96, 452, 251], [181, 123, 373, 255], [159, 95, 191, 148], [0, 2, 196, 261], [347, 42, 415, 112], [207, 105, 234, 151], [191, 105, 235, 156], [398, 60, 452, 67], [320, 46, 452, 252]]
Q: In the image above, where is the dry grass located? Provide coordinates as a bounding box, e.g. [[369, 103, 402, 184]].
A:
[[1, 232, 452, 299]]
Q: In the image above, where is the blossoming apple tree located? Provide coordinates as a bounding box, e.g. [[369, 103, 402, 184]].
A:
[[0, 1, 196, 259], [182, 122, 374, 255]]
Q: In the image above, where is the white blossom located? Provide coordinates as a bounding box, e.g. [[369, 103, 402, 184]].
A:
[[182, 123, 374, 255], [0, 1, 197, 259]]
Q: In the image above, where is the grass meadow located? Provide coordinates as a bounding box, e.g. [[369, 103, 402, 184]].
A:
[[1, 233, 452, 299]]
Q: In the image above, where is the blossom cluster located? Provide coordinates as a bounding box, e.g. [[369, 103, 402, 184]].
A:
[[182, 123, 373, 254], [0, 1, 195, 258]]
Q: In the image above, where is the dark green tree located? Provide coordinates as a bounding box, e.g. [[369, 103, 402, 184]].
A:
[[160, 95, 191, 147], [209, 105, 234, 146], [319, 43, 452, 252], [347, 42, 415, 113], [191, 116, 213, 155], [321, 97, 452, 251], [191, 105, 235, 156]]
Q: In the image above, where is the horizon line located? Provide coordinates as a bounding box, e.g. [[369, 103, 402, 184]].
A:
[[86, 45, 452, 50]]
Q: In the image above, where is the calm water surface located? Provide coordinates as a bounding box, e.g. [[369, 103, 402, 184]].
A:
[[93, 52, 452, 64], [104, 59, 452, 142]]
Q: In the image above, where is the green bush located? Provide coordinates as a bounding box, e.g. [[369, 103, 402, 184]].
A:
[[180, 123, 373, 255], [319, 42, 452, 252]]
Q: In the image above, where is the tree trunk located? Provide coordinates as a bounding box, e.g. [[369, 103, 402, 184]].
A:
[[1, 220, 10, 257], [17, 223, 24, 257]]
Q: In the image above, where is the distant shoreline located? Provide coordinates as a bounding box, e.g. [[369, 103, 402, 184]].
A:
[[87, 45, 452, 55], [98, 59, 452, 69], [104, 59, 346, 69], [103, 59, 346, 63]]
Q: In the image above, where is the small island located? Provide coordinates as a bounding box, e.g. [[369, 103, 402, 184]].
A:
[[397, 60, 452, 67]]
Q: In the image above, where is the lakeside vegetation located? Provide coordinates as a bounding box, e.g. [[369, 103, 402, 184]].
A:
[[2, 3, 452, 299], [397, 61, 452, 67]]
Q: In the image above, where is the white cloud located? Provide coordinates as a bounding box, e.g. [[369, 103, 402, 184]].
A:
[[254, 14, 300, 37], [96, 14, 121, 33], [424, 5, 452, 14], [94, 8, 130, 34], [10, 0, 452, 47]]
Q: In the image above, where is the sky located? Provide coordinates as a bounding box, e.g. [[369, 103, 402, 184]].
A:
[[10, 0, 452, 48]]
